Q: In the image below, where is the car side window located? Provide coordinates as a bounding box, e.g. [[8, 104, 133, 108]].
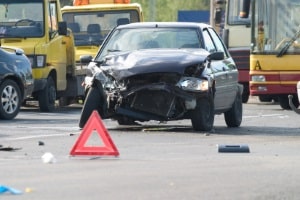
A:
[[202, 29, 216, 53], [207, 28, 229, 58]]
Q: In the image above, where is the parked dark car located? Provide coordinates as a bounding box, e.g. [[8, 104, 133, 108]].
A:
[[79, 22, 243, 131], [0, 47, 34, 119]]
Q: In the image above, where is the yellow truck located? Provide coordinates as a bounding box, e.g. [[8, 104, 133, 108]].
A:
[[61, 0, 143, 63], [0, 0, 86, 111]]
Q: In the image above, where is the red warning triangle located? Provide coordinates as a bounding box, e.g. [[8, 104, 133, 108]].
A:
[[70, 110, 119, 156]]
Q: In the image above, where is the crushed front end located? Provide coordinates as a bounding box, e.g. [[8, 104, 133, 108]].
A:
[[93, 49, 212, 122]]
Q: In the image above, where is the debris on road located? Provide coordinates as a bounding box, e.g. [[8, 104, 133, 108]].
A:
[[218, 144, 250, 153], [41, 152, 57, 163], [0, 146, 22, 151], [0, 185, 22, 195]]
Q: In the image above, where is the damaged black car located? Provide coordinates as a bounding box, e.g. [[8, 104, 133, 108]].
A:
[[79, 22, 243, 131]]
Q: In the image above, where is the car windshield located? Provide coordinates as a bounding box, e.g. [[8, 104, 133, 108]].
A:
[[0, 0, 44, 38], [96, 27, 203, 61], [63, 10, 140, 46], [251, 0, 300, 54]]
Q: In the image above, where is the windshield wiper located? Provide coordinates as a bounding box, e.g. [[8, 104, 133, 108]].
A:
[[277, 27, 300, 57]]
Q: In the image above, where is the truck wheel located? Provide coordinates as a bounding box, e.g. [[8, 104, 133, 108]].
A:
[[224, 92, 242, 127], [191, 96, 214, 132], [58, 96, 74, 107], [0, 79, 21, 120], [279, 94, 299, 110], [259, 95, 273, 102], [79, 87, 102, 128], [39, 76, 56, 112]]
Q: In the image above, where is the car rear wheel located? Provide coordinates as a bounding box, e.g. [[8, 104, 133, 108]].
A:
[[191, 96, 214, 132], [39, 76, 56, 112], [241, 83, 249, 103], [224, 92, 242, 127], [0, 79, 21, 120]]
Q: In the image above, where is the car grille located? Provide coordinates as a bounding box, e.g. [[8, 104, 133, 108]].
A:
[[130, 90, 176, 117]]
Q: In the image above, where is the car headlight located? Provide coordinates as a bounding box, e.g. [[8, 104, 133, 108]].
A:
[[251, 75, 266, 82], [177, 77, 208, 91], [27, 55, 46, 68]]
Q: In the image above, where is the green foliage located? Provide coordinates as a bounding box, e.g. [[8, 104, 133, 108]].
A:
[[59, 0, 210, 22], [60, 0, 73, 7], [131, 0, 210, 22]]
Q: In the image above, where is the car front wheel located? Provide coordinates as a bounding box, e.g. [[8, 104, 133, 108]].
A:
[[78, 83, 108, 129], [224, 92, 242, 127], [0, 79, 22, 120], [79, 87, 101, 128], [191, 95, 214, 132]]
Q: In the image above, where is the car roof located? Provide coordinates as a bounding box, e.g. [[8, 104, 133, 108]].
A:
[[116, 22, 212, 30]]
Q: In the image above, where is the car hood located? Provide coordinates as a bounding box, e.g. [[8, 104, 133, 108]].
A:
[[101, 49, 209, 80]]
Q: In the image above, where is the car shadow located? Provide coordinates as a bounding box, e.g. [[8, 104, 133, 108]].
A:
[[109, 124, 300, 136], [21, 104, 83, 113]]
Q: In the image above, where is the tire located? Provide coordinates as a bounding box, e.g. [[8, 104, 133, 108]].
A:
[[242, 92, 249, 103], [242, 83, 249, 103], [259, 95, 273, 102], [58, 96, 74, 107], [191, 95, 214, 132], [288, 95, 300, 114], [279, 94, 299, 110], [117, 116, 139, 125], [39, 76, 56, 112], [224, 92, 242, 127], [0, 79, 22, 120], [79, 87, 102, 128]]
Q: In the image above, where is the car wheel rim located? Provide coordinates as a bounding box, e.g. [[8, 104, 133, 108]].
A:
[[2, 85, 19, 114]]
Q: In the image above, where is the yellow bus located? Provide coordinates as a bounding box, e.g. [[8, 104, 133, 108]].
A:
[[242, 0, 300, 109]]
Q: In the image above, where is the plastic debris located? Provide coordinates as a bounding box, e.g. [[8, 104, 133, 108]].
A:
[[218, 144, 250, 153], [41, 152, 56, 163], [0, 146, 22, 151], [0, 185, 22, 195], [25, 187, 34, 193]]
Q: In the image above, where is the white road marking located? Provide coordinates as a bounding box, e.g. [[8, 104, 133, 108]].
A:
[[243, 114, 287, 118], [4, 133, 74, 141]]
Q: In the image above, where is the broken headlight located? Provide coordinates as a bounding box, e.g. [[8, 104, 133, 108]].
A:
[[176, 77, 208, 91]]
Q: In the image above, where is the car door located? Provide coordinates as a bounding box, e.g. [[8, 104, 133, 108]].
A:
[[202, 28, 238, 110]]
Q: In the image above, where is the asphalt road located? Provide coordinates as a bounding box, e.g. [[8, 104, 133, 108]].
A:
[[1, 97, 300, 200]]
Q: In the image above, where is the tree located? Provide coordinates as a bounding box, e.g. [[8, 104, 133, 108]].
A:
[[131, 0, 210, 22]]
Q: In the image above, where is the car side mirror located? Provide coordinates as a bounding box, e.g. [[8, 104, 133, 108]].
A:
[[80, 55, 93, 64], [207, 51, 224, 62], [58, 21, 67, 36]]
